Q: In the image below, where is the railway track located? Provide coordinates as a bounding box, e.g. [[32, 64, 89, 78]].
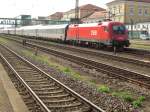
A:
[[4, 34, 150, 59], [124, 47, 150, 58], [131, 43, 150, 47], [1, 35, 150, 89], [2, 34, 150, 68], [0, 44, 105, 112], [25, 42, 150, 89]]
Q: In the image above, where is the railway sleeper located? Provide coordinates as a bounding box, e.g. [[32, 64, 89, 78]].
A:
[[24, 99, 35, 105], [38, 92, 68, 97], [22, 76, 44, 79], [47, 101, 82, 108], [30, 85, 57, 89], [14, 66, 34, 69], [27, 81, 50, 85], [16, 69, 38, 73], [36, 90, 64, 95], [42, 96, 74, 101], [47, 102, 86, 110], [29, 84, 55, 88], [33, 88, 62, 93], [49, 106, 92, 112], [43, 97, 76, 103], [25, 79, 49, 82], [44, 101, 82, 108], [33, 87, 60, 91], [39, 94, 70, 99], [21, 74, 44, 77], [22, 77, 46, 80]]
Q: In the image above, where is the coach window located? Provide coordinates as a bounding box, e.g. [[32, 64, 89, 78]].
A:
[[49, 29, 52, 33], [58, 29, 62, 34], [45, 29, 48, 34], [51, 29, 54, 34], [55, 29, 57, 34], [58, 29, 63, 34], [138, 25, 140, 29], [134, 25, 136, 29]]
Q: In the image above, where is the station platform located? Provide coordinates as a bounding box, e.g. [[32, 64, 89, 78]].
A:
[[0, 63, 29, 112]]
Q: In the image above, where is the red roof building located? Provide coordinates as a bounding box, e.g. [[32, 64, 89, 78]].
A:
[[62, 4, 106, 20], [47, 12, 63, 20], [82, 11, 107, 23]]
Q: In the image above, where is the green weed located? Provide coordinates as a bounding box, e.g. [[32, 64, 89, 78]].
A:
[[132, 96, 145, 108], [98, 85, 110, 93], [112, 92, 134, 102], [138, 96, 145, 102], [64, 67, 71, 73], [132, 100, 142, 108]]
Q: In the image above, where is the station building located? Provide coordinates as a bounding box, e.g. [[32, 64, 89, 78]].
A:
[[106, 0, 150, 24], [15, 15, 32, 26]]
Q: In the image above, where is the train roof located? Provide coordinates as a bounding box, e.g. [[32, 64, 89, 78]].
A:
[[19, 24, 68, 30], [2, 22, 125, 31], [38, 24, 68, 29], [69, 21, 124, 28]]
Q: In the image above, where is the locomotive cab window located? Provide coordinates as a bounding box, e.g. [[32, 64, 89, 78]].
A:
[[113, 25, 126, 34]]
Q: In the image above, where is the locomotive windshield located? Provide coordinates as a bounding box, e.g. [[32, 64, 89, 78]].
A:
[[113, 25, 126, 34]]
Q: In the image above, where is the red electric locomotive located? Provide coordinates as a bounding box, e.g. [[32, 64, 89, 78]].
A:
[[1, 21, 130, 49], [66, 21, 130, 48]]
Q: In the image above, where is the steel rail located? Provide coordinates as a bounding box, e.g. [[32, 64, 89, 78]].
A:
[[2, 35, 150, 68], [1, 35, 150, 88], [0, 44, 105, 112], [26, 42, 150, 89], [2, 34, 150, 57], [0, 46, 51, 112]]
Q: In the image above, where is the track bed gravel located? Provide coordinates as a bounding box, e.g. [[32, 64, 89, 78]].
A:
[[4, 35, 150, 76], [0, 37, 150, 112], [36, 44, 150, 76], [2, 34, 150, 62], [10, 35, 150, 62]]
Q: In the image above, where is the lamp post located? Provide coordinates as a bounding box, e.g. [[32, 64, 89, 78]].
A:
[[14, 19, 17, 35], [75, 0, 79, 24], [107, 11, 115, 21], [130, 18, 134, 38]]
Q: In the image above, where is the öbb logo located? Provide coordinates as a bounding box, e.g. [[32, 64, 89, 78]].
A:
[[91, 30, 97, 36]]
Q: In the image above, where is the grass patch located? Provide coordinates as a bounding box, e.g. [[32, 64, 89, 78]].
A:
[[132, 96, 145, 108], [112, 91, 134, 102], [98, 85, 110, 93], [112, 91, 145, 108], [89, 79, 97, 85], [130, 44, 150, 50], [132, 100, 142, 108], [0, 37, 10, 44], [138, 96, 145, 102], [64, 67, 71, 73]]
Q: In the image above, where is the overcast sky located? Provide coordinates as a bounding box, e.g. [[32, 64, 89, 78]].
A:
[[0, 0, 112, 18]]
